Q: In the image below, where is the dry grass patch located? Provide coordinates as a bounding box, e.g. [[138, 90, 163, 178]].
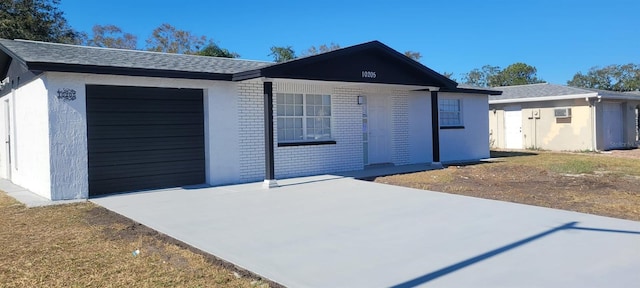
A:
[[0, 193, 274, 288], [376, 151, 640, 221]]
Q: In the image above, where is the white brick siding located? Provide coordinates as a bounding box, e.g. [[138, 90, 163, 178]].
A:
[[237, 80, 266, 182], [237, 80, 416, 181], [273, 84, 363, 178], [391, 92, 410, 165]]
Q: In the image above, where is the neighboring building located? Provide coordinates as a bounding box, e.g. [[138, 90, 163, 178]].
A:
[[489, 83, 640, 151], [0, 39, 499, 200]]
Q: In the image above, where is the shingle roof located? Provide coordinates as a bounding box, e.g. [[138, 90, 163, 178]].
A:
[[489, 83, 594, 100], [489, 83, 640, 102], [0, 39, 273, 75]]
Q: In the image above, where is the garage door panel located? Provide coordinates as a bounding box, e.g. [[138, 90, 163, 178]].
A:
[[88, 86, 203, 101], [87, 98, 202, 113], [88, 136, 204, 153], [89, 148, 204, 167], [88, 124, 204, 139], [89, 173, 205, 196], [87, 112, 204, 126], [86, 85, 205, 196], [89, 159, 205, 181]]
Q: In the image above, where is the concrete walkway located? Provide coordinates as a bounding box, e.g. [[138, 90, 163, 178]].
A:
[[91, 175, 640, 288], [0, 179, 85, 207]]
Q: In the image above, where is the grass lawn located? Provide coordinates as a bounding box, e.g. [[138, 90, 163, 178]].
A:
[[0, 193, 272, 287], [376, 150, 640, 221]]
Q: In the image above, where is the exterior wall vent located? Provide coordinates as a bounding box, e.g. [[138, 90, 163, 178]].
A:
[[554, 108, 572, 118]]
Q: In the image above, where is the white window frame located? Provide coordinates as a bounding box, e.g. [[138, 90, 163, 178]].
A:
[[276, 93, 333, 143], [439, 98, 463, 127]]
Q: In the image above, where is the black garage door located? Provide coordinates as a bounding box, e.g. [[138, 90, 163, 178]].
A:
[[86, 85, 205, 196]]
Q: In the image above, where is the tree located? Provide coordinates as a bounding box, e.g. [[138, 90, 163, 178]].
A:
[[301, 42, 340, 57], [195, 43, 239, 58], [269, 46, 296, 62], [442, 72, 455, 81], [0, 0, 81, 44], [145, 23, 207, 54], [462, 65, 500, 87], [568, 64, 640, 92], [85, 24, 137, 49], [404, 51, 422, 61], [490, 62, 544, 86]]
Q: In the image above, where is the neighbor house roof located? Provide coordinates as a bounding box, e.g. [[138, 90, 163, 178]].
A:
[[0, 39, 273, 80], [489, 83, 640, 104]]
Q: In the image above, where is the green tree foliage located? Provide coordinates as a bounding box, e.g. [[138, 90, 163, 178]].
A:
[[301, 42, 341, 57], [442, 71, 455, 81], [462, 63, 543, 87], [269, 46, 296, 62], [0, 0, 80, 43], [144, 23, 238, 57], [85, 24, 137, 49], [145, 23, 206, 54], [404, 50, 422, 61], [490, 62, 544, 86], [462, 65, 500, 87], [195, 43, 239, 58], [567, 64, 640, 92]]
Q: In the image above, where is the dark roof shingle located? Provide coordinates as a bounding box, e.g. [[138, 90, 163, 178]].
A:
[[0, 39, 273, 75]]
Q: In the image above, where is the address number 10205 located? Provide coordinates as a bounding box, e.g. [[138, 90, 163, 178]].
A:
[[361, 71, 377, 78]]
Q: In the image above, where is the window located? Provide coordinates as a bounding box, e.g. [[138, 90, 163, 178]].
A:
[[276, 93, 332, 143], [439, 98, 462, 127]]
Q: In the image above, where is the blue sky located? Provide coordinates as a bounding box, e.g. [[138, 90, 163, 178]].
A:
[[59, 0, 639, 84]]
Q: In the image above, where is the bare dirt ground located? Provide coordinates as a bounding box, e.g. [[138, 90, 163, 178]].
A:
[[376, 149, 640, 221], [0, 193, 279, 287]]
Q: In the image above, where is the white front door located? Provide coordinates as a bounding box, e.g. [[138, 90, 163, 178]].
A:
[[602, 102, 624, 150], [504, 106, 522, 149], [367, 95, 392, 164]]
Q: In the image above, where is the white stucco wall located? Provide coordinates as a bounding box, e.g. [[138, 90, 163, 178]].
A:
[[44, 72, 240, 199], [440, 92, 490, 163], [0, 94, 9, 179], [408, 91, 433, 163], [4, 76, 52, 199], [205, 82, 240, 185]]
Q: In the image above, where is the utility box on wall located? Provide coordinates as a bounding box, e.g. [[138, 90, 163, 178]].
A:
[[528, 109, 541, 119], [554, 108, 571, 118]]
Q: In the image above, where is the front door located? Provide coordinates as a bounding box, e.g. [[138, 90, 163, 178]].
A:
[[367, 95, 391, 164], [504, 106, 522, 149], [602, 102, 623, 150]]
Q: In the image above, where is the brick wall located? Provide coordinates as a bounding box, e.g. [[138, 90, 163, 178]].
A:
[[237, 80, 413, 181], [237, 80, 265, 181]]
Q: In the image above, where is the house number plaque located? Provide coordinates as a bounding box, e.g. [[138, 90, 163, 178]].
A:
[[57, 88, 77, 101]]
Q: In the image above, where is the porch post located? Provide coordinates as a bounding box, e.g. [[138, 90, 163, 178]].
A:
[[263, 81, 278, 188], [430, 90, 442, 166]]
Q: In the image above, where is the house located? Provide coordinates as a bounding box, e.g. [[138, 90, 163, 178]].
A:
[[489, 83, 640, 151], [0, 39, 499, 200]]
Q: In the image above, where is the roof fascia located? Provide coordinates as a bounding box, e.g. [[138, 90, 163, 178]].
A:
[[489, 92, 598, 104], [26, 62, 233, 81], [439, 87, 502, 95]]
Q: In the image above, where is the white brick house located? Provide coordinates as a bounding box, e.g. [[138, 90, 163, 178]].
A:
[[0, 39, 499, 200]]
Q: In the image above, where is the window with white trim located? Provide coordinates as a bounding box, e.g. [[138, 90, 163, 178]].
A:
[[439, 98, 462, 127], [276, 93, 332, 142]]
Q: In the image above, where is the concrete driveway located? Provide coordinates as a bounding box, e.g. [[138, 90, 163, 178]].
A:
[[92, 175, 640, 288]]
